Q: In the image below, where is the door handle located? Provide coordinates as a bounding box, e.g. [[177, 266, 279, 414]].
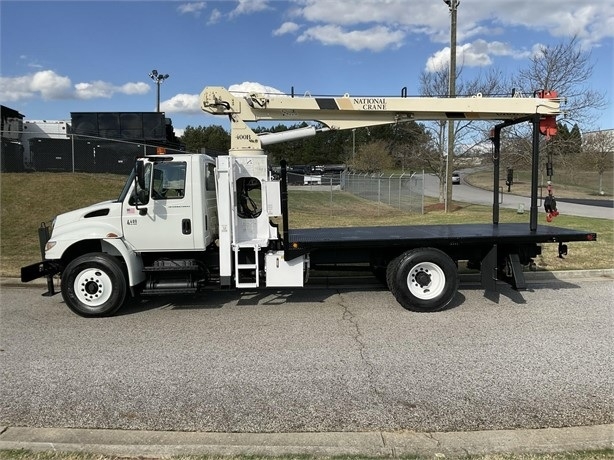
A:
[[182, 219, 191, 235]]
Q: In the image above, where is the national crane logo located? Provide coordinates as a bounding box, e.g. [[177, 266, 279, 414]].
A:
[[353, 98, 387, 110]]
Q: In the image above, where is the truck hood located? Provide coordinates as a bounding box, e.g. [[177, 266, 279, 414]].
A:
[[48, 200, 123, 255], [53, 200, 116, 226]]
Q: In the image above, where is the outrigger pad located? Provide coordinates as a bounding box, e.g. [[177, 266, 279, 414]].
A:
[[506, 253, 527, 291]]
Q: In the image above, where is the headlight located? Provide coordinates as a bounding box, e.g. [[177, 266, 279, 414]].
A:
[[45, 241, 57, 252]]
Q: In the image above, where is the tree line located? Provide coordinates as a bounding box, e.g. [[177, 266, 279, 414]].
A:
[[180, 121, 433, 172]]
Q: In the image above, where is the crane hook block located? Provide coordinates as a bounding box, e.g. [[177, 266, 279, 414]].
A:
[[539, 116, 557, 138], [536, 90, 559, 138]]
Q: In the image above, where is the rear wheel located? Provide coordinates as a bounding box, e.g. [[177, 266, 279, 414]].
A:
[[61, 253, 127, 317], [388, 248, 458, 312]]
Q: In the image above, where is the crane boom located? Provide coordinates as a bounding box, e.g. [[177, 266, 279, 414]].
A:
[[200, 86, 562, 151]]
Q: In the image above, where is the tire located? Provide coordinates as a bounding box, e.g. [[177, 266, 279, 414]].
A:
[[389, 248, 458, 312], [61, 253, 127, 317], [385, 254, 403, 291]]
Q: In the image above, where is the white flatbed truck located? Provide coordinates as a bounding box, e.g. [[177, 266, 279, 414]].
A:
[[21, 87, 597, 317]]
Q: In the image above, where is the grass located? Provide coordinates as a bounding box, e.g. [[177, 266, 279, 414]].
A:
[[1, 448, 613, 460], [1, 173, 126, 277], [465, 168, 613, 200], [1, 172, 612, 277]]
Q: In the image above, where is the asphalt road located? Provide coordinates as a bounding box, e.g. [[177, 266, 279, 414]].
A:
[[423, 172, 614, 219], [1, 277, 613, 434]]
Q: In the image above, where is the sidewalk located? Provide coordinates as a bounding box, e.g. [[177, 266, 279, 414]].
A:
[[1, 425, 612, 458]]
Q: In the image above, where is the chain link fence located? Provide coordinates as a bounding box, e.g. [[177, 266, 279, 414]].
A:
[[2, 132, 425, 214], [342, 171, 425, 213]]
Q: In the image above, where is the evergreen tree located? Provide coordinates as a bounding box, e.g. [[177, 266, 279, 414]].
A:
[[181, 125, 230, 153]]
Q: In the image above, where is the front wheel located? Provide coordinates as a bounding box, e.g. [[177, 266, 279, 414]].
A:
[[61, 253, 127, 317], [388, 248, 458, 312]]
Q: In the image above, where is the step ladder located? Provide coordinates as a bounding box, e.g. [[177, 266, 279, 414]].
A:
[[234, 244, 260, 288]]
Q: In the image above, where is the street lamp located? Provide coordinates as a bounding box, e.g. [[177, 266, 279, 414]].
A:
[[149, 69, 170, 112], [443, 0, 459, 213]]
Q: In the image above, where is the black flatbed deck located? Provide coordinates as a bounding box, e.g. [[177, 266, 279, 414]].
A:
[[289, 223, 596, 250]]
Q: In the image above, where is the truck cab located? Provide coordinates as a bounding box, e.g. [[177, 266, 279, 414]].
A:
[[22, 151, 305, 317]]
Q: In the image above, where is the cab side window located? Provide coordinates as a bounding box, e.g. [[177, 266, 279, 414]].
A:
[[152, 162, 186, 200], [205, 163, 216, 191]]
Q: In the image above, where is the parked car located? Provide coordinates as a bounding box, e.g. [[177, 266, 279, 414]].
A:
[[452, 172, 461, 184]]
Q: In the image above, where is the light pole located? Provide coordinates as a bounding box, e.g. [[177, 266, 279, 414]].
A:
[[149, 69, 170, 112], [443, 0, 458, 213]]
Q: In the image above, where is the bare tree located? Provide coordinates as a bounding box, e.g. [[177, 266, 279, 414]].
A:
[[513, 36, 607, 128], [582, 129, 614, 195], [419, 66, 510, 201], [497, 37, 606, 187]]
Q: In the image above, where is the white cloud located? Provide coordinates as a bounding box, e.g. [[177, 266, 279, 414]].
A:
[[119, 82, 150, 95], [0, 75, 38, 102], [295, 0, 443, 28], [74, 81, 150, 99], [297, 25, 404, 52], [530, 43, 546, 59], [228, 81, 284, 96], [74, 81, 115, 99], [207, 8, 222, 25], [0, 70, 72, 101], [177, 2, 206, 17], [287, 0, 613, 50], [178, 0, 612, 53], [273, 22, 301, 36], [425, 40, 534, 72], [229, 0, 271, 18], [160, 93, 201, 114], [19, 54, 44, 69], [492, 2, 613, 46], [0, 70, 151, 102], [30, 70, 73, 100]]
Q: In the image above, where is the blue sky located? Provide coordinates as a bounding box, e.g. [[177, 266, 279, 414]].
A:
[[1, 0, 612, 136]]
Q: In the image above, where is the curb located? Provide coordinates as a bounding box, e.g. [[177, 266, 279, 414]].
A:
[[1, 425, 613, 458]]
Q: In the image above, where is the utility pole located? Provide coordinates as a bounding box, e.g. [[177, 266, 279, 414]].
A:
[[443, 0, 459, 213], [149, 69, 170, 112]]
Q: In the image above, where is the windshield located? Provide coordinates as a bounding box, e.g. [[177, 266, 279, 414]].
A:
[[117, 169, 136, 202]]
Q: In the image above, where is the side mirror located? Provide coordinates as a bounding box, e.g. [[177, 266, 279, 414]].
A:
[[136, 161, 146, 189], [128, 189, 149, 207], [137, 189, 149, 205]]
